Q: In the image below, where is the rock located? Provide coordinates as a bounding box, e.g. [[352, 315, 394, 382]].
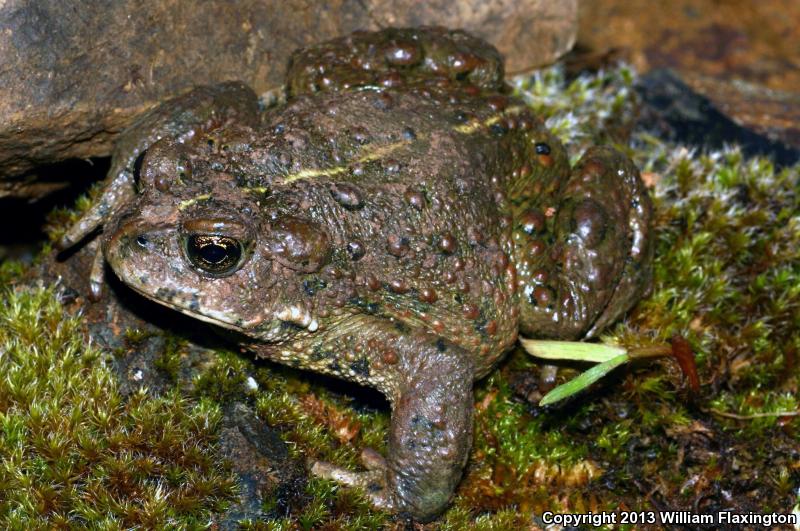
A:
[[578, 0, 800, 155], [681, 72, 800, 154], [0, 0, 577, 197], [578, 0, 800, 93], [636, 69, 799, 167]]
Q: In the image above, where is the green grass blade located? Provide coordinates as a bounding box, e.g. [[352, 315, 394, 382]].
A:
[[539, 353, 631, 406], [520, 338, 626, 362]]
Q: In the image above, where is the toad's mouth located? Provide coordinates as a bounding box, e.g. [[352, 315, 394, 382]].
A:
[[120, 276, 253, 331], [116, 273, 306, 344]]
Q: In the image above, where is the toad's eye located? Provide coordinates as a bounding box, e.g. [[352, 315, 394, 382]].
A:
[[184, 234, 243, 276]]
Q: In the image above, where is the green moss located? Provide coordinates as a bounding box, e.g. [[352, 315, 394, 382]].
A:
[[0, 286, 237, 527], [5, 61, 798, 528]]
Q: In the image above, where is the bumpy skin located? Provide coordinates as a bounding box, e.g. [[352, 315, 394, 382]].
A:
[[60, 27, 654, 521]]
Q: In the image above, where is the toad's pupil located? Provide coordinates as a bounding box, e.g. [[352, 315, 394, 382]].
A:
[[201, 244, 226, 263]]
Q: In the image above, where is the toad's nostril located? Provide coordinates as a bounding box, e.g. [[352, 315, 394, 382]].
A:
[[136, 235, 149, 248]]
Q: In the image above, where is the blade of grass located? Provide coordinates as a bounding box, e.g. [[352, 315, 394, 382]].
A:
[[539, 353, 630, 406], [520, 338, 626, 362]]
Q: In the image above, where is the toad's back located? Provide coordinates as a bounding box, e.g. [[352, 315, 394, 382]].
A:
[[221, 76, 569, 377]]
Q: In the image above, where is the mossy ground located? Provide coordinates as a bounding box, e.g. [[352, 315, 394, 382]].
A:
[[1, 65, 798, 529]]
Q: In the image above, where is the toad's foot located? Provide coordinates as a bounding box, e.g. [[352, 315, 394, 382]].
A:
[[517, 146, 654, 339], [311, 448, 397, 512], [306, 329, 475, 522]]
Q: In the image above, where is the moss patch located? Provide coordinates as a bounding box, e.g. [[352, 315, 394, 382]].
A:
[[0, 286, 237, 528], [3, 63, 798, 528]]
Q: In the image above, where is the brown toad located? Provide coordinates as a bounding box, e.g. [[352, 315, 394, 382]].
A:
[[60, 27, 653, 521]]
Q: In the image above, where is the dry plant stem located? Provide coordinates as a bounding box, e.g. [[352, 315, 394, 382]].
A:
[[628, 345, 672, 359], [707, 408, 800, 420]]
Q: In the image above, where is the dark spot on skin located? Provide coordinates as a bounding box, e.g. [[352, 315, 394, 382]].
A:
[[388, 279, 410, 294], [520, 209, 546, 236], [273, 123, 285, 134], [384, 40, 421, 66], [571, 199, 608, 248], [310, 347, 330, 362], [490, 123, 507, 137], [303, 278, 327, 296], [387, 235, 410, 257], [530, 286, 555, 309], [175, 158, 192, 181], [375, 91, 393, 110], [453, 111, 469, 124], [486, 95, 508, 112], [346, 240, 366, 261], [155, 287, 177, 300], [382, 349, 398, 364], [404, 190, 426, 210], [349, 297, 381, 315], [352, 126, 370, 145], [330, 183, 364, 210], [281, 321, 306, 332], [436, 339, 447, 352], [419, 287, 437, 304], [402, 126, 417, 140], [385, 159, 401, 174], [394, 321, 410, 333], [535, 142, 551, 155], [189, 297, 200, 312], [438, 233, 457, 254], [467, 226, 485, 247], [462, 303, 479, 320], [328, 360, 341, 373], [350, 358, 370, 377]]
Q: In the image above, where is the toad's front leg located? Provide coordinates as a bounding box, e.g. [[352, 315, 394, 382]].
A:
[[311, 328, 474, 522]]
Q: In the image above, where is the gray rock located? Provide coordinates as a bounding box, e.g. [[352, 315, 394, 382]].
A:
[[0, 0, 577, 197]]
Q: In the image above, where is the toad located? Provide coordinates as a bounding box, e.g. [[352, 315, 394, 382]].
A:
[[59, 27, 653, 521]]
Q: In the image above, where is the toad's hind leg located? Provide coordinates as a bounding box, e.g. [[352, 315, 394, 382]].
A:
[[516, 146, 654, 339], [312, 332, 474, 522], [286, 27, 505, 97]]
